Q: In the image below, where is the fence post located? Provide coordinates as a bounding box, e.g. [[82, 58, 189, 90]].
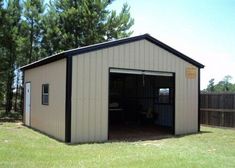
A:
[[220, 112, 224, 126]]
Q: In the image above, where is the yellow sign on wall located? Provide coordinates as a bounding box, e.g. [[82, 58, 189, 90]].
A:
[[186, 67, 197, 79]]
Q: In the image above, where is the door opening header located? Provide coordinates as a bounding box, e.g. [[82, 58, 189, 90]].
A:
[[110, 68, 173, 77]]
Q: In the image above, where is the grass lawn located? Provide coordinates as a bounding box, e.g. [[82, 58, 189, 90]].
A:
[[0, 123, 234, 168]]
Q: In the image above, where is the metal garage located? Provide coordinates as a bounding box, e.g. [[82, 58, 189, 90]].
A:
[[21, 34, 204, 143]]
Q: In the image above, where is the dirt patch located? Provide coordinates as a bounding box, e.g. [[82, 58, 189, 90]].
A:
[[109, 124, 173, 142]]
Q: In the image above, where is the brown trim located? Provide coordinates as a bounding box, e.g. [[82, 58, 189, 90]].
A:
[[198, 68, 201, 132], [65, 56, 72, 143], [109, 67, 175, 75], [172, 73, 176, 135], [22, 71, 25, 123], [20, 34, 204, 71], [21, 53, 66, 70], [144, 35, 204, 68], [107, 68, 111, 140]]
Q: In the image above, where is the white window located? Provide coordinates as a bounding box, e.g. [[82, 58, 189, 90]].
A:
[[42, 84, 49, 105], [158, 88, 170, 104]]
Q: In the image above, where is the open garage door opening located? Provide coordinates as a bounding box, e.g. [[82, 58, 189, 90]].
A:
[[108, 68, 175, 141]]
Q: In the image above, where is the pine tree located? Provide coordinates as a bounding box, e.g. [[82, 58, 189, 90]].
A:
[[0, 0, 6, 104], [0, 0, 21, 113], [23, 0, 45, 63], [0, 0, 134, 114], [42, 0, 134, 54]]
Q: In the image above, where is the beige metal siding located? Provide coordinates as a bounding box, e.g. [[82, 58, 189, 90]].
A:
[[24, 59, 66, 141], [71, 40, 199, 143]]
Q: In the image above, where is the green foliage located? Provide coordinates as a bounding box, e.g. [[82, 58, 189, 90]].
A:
[[20, 0, 45, 63], [42, 0, 134, 54], [0, 0, 21, 113], [205, 75, 235, 93], [0, 0, 134, 114], [207, 78, 215, 92], [0, 0, 6, 103]]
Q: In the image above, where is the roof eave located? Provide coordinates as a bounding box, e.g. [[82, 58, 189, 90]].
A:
[[20, 34, 204, 70], [20, 53, 67, 71], [144, 34, 204, 68]]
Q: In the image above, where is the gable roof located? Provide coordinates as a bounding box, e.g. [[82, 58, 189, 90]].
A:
[[20, 34, 204, 70]]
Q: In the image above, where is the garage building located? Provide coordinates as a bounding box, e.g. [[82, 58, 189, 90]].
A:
[[20, 34, 204, 143]]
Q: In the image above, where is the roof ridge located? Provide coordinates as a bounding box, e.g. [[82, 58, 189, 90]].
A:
[[20, 34, 204, 70]]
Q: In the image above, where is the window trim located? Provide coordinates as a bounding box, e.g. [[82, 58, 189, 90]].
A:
[[157, 87, 172, 105], [42, 84, 49, 105]]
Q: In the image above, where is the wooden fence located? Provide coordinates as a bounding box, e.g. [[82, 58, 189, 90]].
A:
[[200, 93, 235, 128]]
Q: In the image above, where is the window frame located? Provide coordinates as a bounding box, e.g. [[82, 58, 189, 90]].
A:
[[157, 87, 172, 104], [42, 84, 49, 105]]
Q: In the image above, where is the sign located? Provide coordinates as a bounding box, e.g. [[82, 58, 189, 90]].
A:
[[186, 67, 197, 79]]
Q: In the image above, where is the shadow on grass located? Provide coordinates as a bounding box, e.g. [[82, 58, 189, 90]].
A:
[[108, 131, 212, 143], [68, 131, 214, 146], [33, 127, 213, 146], [173, 130, 213, 139], [5, 122, 213, 146], [0, 111, 22, 122]]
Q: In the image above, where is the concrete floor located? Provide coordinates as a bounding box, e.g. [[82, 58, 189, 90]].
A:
[[108, 124, 173, 141]]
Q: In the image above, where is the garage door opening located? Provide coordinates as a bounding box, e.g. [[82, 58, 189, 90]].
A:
[[108, 69, 175, 141]]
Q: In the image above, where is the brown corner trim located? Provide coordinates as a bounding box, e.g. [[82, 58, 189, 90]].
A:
[[172, 73, 176, 135], [65, 56, 72, 142], [198, 68, 201, 132]]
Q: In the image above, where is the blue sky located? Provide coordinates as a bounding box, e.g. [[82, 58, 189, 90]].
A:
[[110, 0, 235, 89]]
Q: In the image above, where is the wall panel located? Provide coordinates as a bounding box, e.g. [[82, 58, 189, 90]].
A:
[[24, 59, 66, 141], [71, 40, 199, 143]]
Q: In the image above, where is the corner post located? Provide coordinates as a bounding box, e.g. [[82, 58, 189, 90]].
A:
[[198, 68, 201, 132], [65, 56, 72, 143]]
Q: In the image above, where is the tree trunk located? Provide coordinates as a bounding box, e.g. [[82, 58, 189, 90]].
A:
[[5, 69, 14, 114], [19, 71, 24, 115], [14, 71, 19, 112], [5, 47, 15, 115], [29, 20, 34, 63]]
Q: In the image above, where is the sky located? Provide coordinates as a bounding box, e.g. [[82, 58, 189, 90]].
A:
[[109, 0, 235, 89]]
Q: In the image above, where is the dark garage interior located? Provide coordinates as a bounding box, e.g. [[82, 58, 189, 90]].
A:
[[108, 71, 175, 140]]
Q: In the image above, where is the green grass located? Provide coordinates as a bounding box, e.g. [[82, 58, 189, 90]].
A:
[[0, 123, 234, 168]]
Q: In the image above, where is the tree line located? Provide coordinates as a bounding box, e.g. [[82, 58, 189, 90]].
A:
[[0, 0, 134, 115], [204, 75, 235, 93]]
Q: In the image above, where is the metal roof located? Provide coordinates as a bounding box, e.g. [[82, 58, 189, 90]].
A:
[[20, 33, 204, 70]]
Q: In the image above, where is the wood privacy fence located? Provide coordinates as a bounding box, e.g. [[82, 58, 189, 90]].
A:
[[200, 93, 235, 127]]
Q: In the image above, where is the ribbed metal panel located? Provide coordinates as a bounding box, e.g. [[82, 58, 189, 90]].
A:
[[24, 59, 66, 141], [71, 40, 198, 143]]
